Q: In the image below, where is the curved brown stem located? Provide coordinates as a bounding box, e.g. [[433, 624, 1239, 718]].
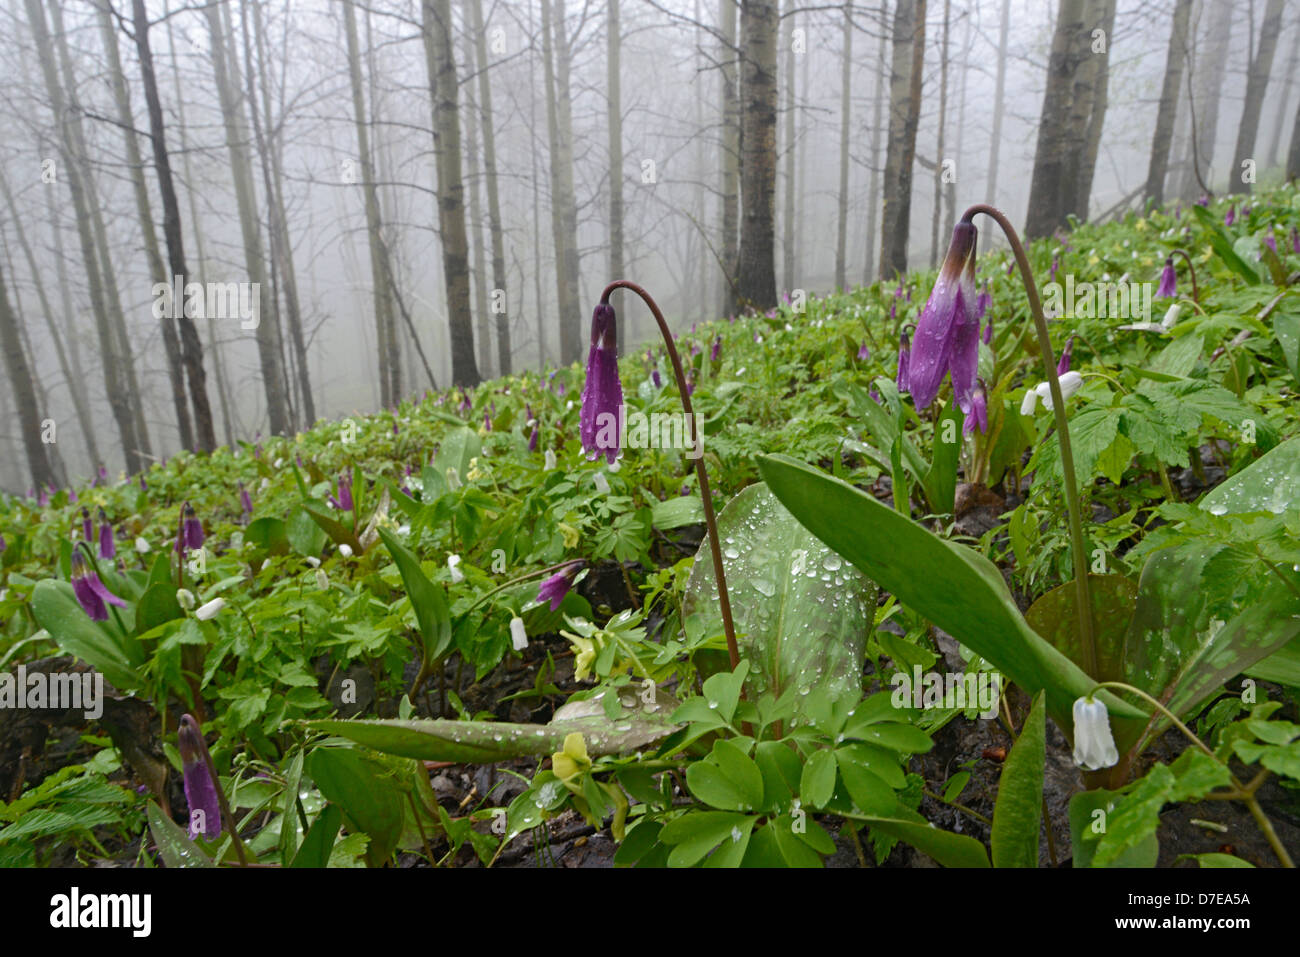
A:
[[601, 280, 740, 672], [959, 205, 1096, 677], [1171, 248, 1199, 303]]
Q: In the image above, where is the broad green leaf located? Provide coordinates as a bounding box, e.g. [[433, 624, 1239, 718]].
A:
[[1199, 435, 1300, 517], [1068, 789, 1158, 868], [1246, 637, 1300, 688], [682, 482, 877, 702], [145, 801, 215, 868], [756, 454, 1143, 731], [286, 505, 328, 556], [923, 402, 964, 515], [31, 580, 144, 692], [433, 427, 482, 484], [651, 495, 705, 530], [990, 690, 1045, 868], [1191, 206, 1260, 285], [659, 811, 753, 867], [377, 527, 453, 665], [800, 749, 838, 808], [1025, 575, 1137, 683], [289, 803, 342, 868], [301, 503, 362, 552], [305, 748, 407, 867], [134, 583, 185, 635], [686, 739, 765, 811]]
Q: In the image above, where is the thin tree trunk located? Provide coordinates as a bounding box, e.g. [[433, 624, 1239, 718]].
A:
[[986, 0, 1010, 205], [737, 0, 779, 310], [541, 0, 582, 362], [1287, 88, 1300, 180], [528, 1, 547, 369], [878, 0, 926, 279], [781, 0, 797, 292], [1143, 0, 1192, 207], [1024, 0, 1088, 238], [24, 0, 142, 474], [422, 0, 480, 386], [607, 0, 625, 327], [43, 178, 97, 464], [205, 0, 292, 435], [835, 2, 853, 289], [0, 260, 56, 489], [1266, 22, 1299, 170], [1230, 0, 1285, 194], [864, 4, 888, 285], [462, 22, 492, 377], [343, 0, 397, 407], [471, 0, 511, 375], [719, 0, 740, 317], [1180, 0, 1233, 196], [929, 0, 950, 269]]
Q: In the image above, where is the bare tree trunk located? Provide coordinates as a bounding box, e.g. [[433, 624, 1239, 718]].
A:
[[737, 0, 779, 310], [205, 0, 292, 435], [607, 0, 626, 322], [43, 183, 98, 464], [835, 2, 853, 289], [461, 21, 492, 378], [470, 0, 511, 375], [864, 4, 888, 285], [1180, 0, 1233, 197], [1143, 0, 1192, 207], [1230, 0, 1285, 194], [719, 0, 740, 316], [929, 0, 950, 268], [781, 0, 797, 293], [878, 0, 926, 279], [24, 0, 142, 474], [1265, 21, 1299, 170], [0, 169, 98, 469], [528, 1, 548, 369], [0, 260, 56, 489], [1024, 0, 1089, 238], [422, 0, 480, 386], [343, 0, 397, 406], [986, 0, 1010, 205], [540, 0, 582, 362], [1288, 89, 1300, 181]]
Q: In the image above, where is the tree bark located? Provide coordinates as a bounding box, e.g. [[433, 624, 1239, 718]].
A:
[[471, 0, 512, 376], [607, 0, 626, 332], [1179, 0, 1233, 197], [781, 0, 797, 292], [878, 0, 926, 279], [737, 0, 779, 310], [0, 260, 56, 489], [719, 0, 741, 316], [461, 21, 492, 378], [540, 0, 582, 362], [835, 2, 853, 289], [1143, 0, 1192, 207], [1024, 0, 1088, 238], [422, 0, 480, 386], [929, 0, 950, 269], [864, 4, 888, 285], [1230, 0, 1285, 194], [986, 0, 1010, 205]]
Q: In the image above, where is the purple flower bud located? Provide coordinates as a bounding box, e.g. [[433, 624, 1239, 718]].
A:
[[0, 534, 7, 553], [69, 489, 78, 504], [484, 410, 492, 431], [178, 714, 222, 840], [907, 221, 979, 411], [239, 482, 253, 519], [680, 484, 690, 496], [1196, 195, 1208, 207], [329, 473, 354, 512], [1057, 335, 1075, 377], [139, 475, 148, 491], [98, 509, 115, 560], [529, 424, 540, 453], [71, 550, 126, 621], [963, 381, 989, 436], [896, 328, 912, 394], [176, 502, 204, 553], [1224, 206, 1235, 227], [652, 369, 663, 388], [1050, 254, 1060, 282], [537, 561, 585, 611], [97, 465, 108, 484], [711, 337, 722, 362], [579, 301, 623, 465], [81, 508, 93, 543], [1264, 233, 1277, 254], [857, 343, 870, 361], [1156, 258, 1177, 298], [1292, 228, 1300, 255]]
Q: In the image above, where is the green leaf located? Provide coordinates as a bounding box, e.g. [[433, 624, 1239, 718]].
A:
[[31, 580, 144, 692], [990, 690, 1046, 868], [1175, 852, 1254, 868], [756, 454, 1143, 732], [659, 811, 753, 867], [376, 527, 452, 665], [686, 739, 766, 811], [682, 482, 877, 703], [301, 503, 362, 553], [923, 402, 964, 515], [289, 804, 342, 868], [305, 748, 407, 867], [800, 748, 838, 808], [145, 801, 214, 868], [1191, 205, 1260, 285], [286, 506, 328, 556], [1025, 575, 1137, 683], [1246, 637, 1300, 688], [1200, 435, 1300, 516], [134, 583, 185, 635], [651, 496, 705, 530], [1068, 789, 1158, 868]]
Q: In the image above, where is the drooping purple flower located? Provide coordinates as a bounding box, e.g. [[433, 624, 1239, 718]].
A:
[[711, 337, 722, 362], [1156, 258, 1177, 298], [1264, 233, 1277, 254], [856, 342, 870, 361], [907, 220, 980, 412], [484, 410, 492, 432], [529, 424, 540, 453], [896, 327, 912, 394], [81, 508, 93, 543], [174, 502, 205, 554], [579, 300, 623, 465], [38, 487, 49, 506], [1057, 335, 1075, 377], [963, 381, 988, 436], [139, 474, 147, 491], [329, 473, 354, 512], [71, 550, 126, 621], [1224, 206, 1235, 227], [685, 376, 696, 397], [239, 482, 253, 520], [178, 714, 222, 840], [975, 283, 991, 321], [651, 368, 663, 389], [1196, 195, 1209, 207], [537, 561, 585, 611], [97, 509, 115, 560]]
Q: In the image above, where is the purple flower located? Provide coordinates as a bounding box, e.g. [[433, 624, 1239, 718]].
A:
[[329, 473, 354, 512], [484, 410, 492, 432], [1196, 195, 1209, 207], [139, 475, 147, 491], [651, 368, 663, 388], [680, 484, 690, 496], [71, 550, 126, 621], [579, 301, 623, 465], [711, 337, 722, 362], [1264, 233, 1277, 254], [97, 509, 115, 560], [81, 508, 93, 543], [975, 284, 991, 321], [97, 465, 108, 484], [1156, 258, 1177, 298], [529, 424, 540, 453], [1057, 335, 1075, 377], [1050, 254, 1060, 282], [69, 489, 77, 504], [1225, 206, 1235, 227], [175, 502, 204, 553], [896, 327, 912, 394], [239, 482, 253, 520], [907, 220, 980, 412], [537, 561, 584, 611], [963, 381, 988, 436], [0, 534, 7, 553], [178, 714, 222, 840], [856, 342, 870, 361]]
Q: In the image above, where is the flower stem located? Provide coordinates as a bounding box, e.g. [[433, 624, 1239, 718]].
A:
[[961, 205, 1096, 676], [601, 280, 740, 672], [1170, 248, 1199, 303]]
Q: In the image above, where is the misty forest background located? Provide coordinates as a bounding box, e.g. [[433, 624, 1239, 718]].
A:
[[1, 0, 1298, 493]]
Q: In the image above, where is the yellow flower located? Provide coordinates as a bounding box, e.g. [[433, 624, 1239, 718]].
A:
[[551, 732, 590, 784], [558, 522, 580, 549], [568, 633, 598, 682]]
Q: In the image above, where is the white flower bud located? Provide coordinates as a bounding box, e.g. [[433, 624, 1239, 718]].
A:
[[195, 597, 226, 621], [1020, 389, 1039, 416], [134, 537, 151, 553], [509, 616, 528, 652], [338, 544, 353, 558], [594, 472, 611, 494], [316, 568, 329, 590], [176, 588, 196, 611], [544, 449, 557, 470], [1161, 303, 1180, 331], [447, 554, 465, 583], [1072, 696, 1119, 770]]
